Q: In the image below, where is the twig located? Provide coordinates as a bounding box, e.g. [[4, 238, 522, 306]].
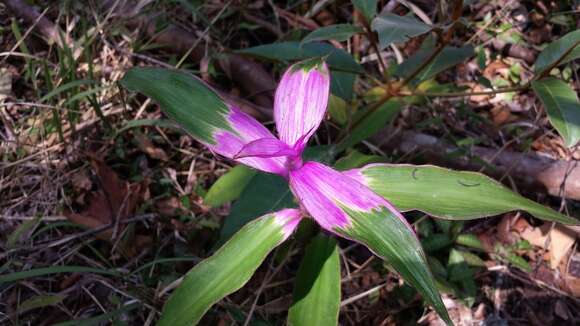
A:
[[340, 282, 387, 307], [535, 40, 580, 79], [4, 0, 71, 48], [0, 214, 158, 259], [243, 247, 293, 326]]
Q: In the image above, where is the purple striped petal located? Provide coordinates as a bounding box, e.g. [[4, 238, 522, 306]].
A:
[[273, 208, 303, 239], [208, 107, 288, 176], [274, 61, 330, 152], [234, 137, 298, 159], [289, 161, 407, 232]]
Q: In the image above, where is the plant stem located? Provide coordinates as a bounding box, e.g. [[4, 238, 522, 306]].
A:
[[339, 2, 463, 145], [366, 26, 388, 75], [341, 30, 450, 140], [406, 84, 529, 98], [535, 40, 580, 80]]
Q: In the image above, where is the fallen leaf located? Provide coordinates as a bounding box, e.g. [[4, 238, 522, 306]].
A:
[[156, 196, 184, 217], [71, 170, 92, 191], [490, 105, 518, 126], [548, 226, 576, 269], [520, 223, 550, 247], [483, 60, 510, 80], [135, 131, 168, 161], [565, 252, 580, 296], [520, 223, 576, 269], [65, 157, 148, 245]]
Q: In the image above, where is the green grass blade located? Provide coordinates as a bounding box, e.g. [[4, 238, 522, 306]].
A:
[[39, 79, 98, 103], [0, 266, 120, 284]]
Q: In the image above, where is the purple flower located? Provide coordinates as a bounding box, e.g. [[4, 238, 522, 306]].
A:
[[122, 60, 450, 323], [202, 60, 404, 235]]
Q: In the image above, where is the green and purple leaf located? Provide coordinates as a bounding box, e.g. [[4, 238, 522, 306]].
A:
[[158, 209, 302, 326], [289, 162, 451, 324], [121, 67, 287, 175], [344, 164, 578, 224]]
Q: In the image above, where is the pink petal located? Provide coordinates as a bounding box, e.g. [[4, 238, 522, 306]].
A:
[[289, 161, 405, 231], [273, 208, 303, 239], [208, 107, 288, 175], [234, 137, 298, 159], [274, 61, 330, 152]]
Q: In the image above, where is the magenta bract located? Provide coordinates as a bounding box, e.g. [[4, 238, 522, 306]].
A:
[[200, 60, 407, 232]]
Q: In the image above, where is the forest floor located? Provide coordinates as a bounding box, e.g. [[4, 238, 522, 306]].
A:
[[1, 0, 579, 325]]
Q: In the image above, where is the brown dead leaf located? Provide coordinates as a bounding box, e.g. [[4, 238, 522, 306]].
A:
[[490, 105, 518, 126], [71, 170, 92, 191], [483, 60, 510, 80], [520, 223, 576, 269], [564, 252, 580, 296], [497, 214, 516, 244], [549, 226, 576, 269], [135, 132, 168, 161], [155, 196, 183, 217], [520, 223, 550, 247], [512, 216, 531, 233], [554, 299, 570, 320], [65, 157, 147, 242]]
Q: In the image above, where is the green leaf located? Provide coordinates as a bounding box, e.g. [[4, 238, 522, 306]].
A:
[[337, 100, 402, 151], [534, 30, 580, 75], [456, 234, 485, 251], [371, 13, 431, 49], [421, 233, 453, 252], [220, 146, 334, 242], [302, 24, 363, 44], [334, 150, 384, 170], [458, 250, 486, 268], [117, 119, 181, 134], [395, 45, 474, 85], [328, 94, 349, 125], [121, 67, 232, 144], [158, 212, 292, 326], [237, 42, 360, 100], [220, 173, 295, 243], [288, 234, 341, 326], [331, 70, 357, 100], [236, 42, 363, 74], [204, 165, 257, 207], [352, 0, 377, 23], [7, 216, 41, 248], [351, 164, 578, 224], [447, 249, 472, 282], [532, 78, 580, 148], [18, 294, 66, 314], [337, 207, 451, 325]]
